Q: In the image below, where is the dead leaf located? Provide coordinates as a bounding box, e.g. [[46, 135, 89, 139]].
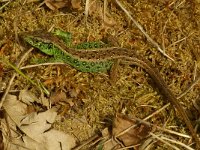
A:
[[19, 89, 50, 107], [0, 42, 8, 56], [71, 0, 82, 9], [50, 90, 67, 104], [40, 94, 50, 107], [101, 128, 119, 150], [103, 14, 116, 27], [19, 90, 38, 105], [112, 113, 151, 147], [87, 1, 116, 27], [68, 85, 81, 98], [20, 108, 57, 138], [43, 78, 54, 86], [27, 105, 36, 114], [44, 0, 69, 10], [42, 129, 76, 150], [88, 0, 102, 16], [20, 129, 76, 150], [2, 94, 76, 150], [3, 94, 27, 125]]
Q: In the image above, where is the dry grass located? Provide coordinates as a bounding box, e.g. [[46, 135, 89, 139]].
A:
[[0, 0, 200, 149]]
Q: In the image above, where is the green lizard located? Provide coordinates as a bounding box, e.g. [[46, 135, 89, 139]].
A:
[[22, 30, 200, 148]]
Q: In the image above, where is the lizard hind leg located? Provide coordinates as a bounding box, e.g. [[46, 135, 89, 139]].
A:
[[110, 59, 121, 84]]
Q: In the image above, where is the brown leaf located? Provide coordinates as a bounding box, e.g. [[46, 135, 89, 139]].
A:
[[0, 42, 8, 56], [50, 90, 67, 104], [71, 0, 82, 9], [88, 1, 102, 16], [27, 105, 36, 114], [103, 14, 116, 27], [102, 128, 119, 149], [44, 0, 69, 10], [19, 90, 38, 105], [112, 113, 151, 147]]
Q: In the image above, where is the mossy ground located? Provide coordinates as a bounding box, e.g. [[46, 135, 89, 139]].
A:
[[0, 0, 200, 149]]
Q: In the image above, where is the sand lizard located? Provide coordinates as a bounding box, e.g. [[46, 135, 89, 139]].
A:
[[22, 30, 200, 148]]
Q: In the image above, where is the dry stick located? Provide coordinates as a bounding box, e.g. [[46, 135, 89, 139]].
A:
[[161, 136, 194, 150], [20, 62, 66, 70], [193, 62, 198, 81], [85, 0, 90, 21], [132, 116, 191, 139], [103, 0, 108, 22], [72, 134, 100, 150], [117, 144, 140, 150], [115, 0, 174, 61], [0, 48, 34, 109], [133, 118, 195, 150], [150, 133, 180, 150], [0, 0, 11, 11], [166, 33, 194, 50]]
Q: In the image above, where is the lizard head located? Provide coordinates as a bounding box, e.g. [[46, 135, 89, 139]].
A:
[[21, 31, 66, 56]]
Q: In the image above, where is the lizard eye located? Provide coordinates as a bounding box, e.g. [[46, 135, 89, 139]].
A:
[[34, 39, 39, 43]]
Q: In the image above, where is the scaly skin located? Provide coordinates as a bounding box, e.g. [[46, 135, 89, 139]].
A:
[[22, 31, 200, 148]]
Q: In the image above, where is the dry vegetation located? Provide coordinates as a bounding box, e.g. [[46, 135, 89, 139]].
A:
[[0, 0, 200, 149]]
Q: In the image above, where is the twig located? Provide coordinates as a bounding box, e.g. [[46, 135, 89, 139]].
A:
[[72, 134, 100, 150], [150, 133, 180, 150], [143, 103, 170, 121], [20, 62, 66, 70], [85, 0, 89, 21], [0, 0, 11, 11], [161, 136, 194, 150]]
